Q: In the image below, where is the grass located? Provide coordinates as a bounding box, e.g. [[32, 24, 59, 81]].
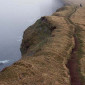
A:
[[56, 6, 68, 12], [21, 17, 54, 55], [64, 6, 85, 85], [75, 26, 85, 85], [0, 67, 17, 80], [0, 5, 85, 85], [67, 6, 85, 84]]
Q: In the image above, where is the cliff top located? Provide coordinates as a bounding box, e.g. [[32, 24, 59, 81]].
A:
[[0, 5, 85, 85]]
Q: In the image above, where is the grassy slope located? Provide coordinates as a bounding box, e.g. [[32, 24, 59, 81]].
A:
[[71, 7, 85, 84], [21, 18, 53, 55], [0, 5, 85, 85]]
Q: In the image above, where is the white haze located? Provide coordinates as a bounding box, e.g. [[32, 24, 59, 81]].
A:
[[64, 0, 85, 5], [0, 0, 63, 70]]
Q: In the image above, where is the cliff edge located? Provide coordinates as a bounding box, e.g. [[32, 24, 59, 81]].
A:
[[0, 5, 85, 85]]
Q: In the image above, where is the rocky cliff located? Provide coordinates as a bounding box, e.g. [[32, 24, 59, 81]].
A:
[[0, 5, 85, 85]]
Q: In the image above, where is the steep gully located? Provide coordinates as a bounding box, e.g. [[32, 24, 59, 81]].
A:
[[65, 6, 83, 85]]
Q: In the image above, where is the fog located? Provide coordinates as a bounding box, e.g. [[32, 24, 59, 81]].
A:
[[64, 0, 85, 5], [0, 0, 63, 70]]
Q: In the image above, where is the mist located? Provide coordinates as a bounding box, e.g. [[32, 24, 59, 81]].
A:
[[64, 0, 85, 5], [0, 0, 63, 70]]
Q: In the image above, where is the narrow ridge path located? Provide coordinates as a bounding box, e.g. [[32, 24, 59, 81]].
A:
[[66, 6, 83, 85]]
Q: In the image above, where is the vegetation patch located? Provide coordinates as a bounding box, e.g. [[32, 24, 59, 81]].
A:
[[56, 6, 68, 12], [21, 17, 56, 55]]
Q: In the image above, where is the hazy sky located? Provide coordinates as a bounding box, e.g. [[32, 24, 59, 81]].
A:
[[0, 0, 63, 70]]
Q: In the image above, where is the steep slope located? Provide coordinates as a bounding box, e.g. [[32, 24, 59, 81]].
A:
[[0, 5, 85, 85]]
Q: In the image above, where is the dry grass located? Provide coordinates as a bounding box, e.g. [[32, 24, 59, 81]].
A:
[[0, 5, 83, 85], [52, 6, 74, 17], [71, 6, 85, 83]]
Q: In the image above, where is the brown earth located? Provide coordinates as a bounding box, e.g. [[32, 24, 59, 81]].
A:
[[71, 6, 85, 84], [0, 5, 85, 85], [66, 6, 83, 85]]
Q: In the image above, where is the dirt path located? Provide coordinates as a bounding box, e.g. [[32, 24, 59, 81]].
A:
[[66, 6, 83, 85]]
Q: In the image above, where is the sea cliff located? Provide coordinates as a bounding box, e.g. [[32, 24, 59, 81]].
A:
[[0, 5, 85, 85]]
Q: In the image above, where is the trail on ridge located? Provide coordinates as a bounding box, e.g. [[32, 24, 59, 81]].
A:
[[66, 6, 83, 85]]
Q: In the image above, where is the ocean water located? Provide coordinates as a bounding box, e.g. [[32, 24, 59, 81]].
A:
[[0, 0, 63, 71]]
